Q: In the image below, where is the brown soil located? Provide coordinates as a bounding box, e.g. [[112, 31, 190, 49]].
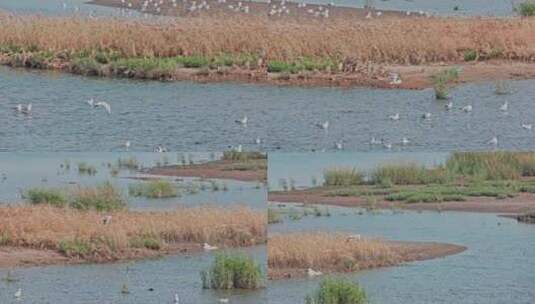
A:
[[269, 189, 535, 214], [144, 159, 267, 182], [0, 243, 201, 269], [268, 240, 466, 280]]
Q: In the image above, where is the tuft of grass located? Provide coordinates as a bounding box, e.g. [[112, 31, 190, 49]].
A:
[[305, 278, 368, 304], [129, 235, 161, 250], [58, 238, 91, 257], [201, 254, 263, 290], [463, 49, 477, 61], [445, 152, 524, 180], [128, 180, 177, 198], [26, 188, 68, 207], [324, 168, 364, 186], [70, 182, 126, 212], [432, 68, 459, 99], [371, 163, 450, 185], [117, 157, 140, 170], [222, 151, 266, 161]]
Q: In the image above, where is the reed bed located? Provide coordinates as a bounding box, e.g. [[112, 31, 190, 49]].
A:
[[324, 168, 364, 186], [268, 233, 398, 272], [0, 205, 266, 261], [1, 13, 535, 67], [446, 151, 535, 180]]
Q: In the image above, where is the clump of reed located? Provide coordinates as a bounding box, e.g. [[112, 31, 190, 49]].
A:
[[128, 179, 177, 198], [26, 183, 126, 212], [268, 208, 283, 224], [432, 68, 460, 99], [371, 163, 450, 185], [445, 152, 535, 180], [0, 205, 266, 260], [268, 233, 398, 272], [201, 254, 263, 290], [323, 168, 364, 186], [117, 157, 140, 170], [305, 278, 368, 304], [1, 14, 535, 73]]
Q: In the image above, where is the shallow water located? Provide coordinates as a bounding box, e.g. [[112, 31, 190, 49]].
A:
[[0, 0, 136, 16], [0, 152, 266, 210], [268, 205, 535, 304], [2, 67, 535, 152], [0, 246, 267, 304]]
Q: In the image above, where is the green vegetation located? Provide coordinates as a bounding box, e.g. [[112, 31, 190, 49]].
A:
[[371, 164, 450, 185], [26, 188, 68, 207], [432, 68, 460, 100], [463, 49, 477, 61], [26, 183, 126, 212], [222, 151, 266, 161], [313, 152, 535, 204], [58, 238, 91, 257], [128, 180, 177, 198], [129, 235, 161, 250], [267, 57, 337, 74], [305, 278, 368, 304], [117, 157, 140, 170], [516, 0, 535, 16], [324, 168, 364, 186], [201, 254, 263, 290]]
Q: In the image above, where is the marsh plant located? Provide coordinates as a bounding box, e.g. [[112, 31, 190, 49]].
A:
[[26, 182, 126, 212], [324, 168, 364, 186], [201, 254, 263, 290], [117, 157, 140, 170], [268, 208, 283, 224], [305, 278, 368, 304], [128, 179, 178, 198], [432, 68, 460, 100]]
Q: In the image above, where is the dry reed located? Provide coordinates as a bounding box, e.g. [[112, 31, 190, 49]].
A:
[[0, 205, 266, 261], [268, 232, 398, 272], [1, 13, 535, 64]]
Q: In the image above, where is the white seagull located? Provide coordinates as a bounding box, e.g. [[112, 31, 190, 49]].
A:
[[401, 137, 410, 145], [389, 113, 400, 121], [307, 268, 322, 277], [88, 99, 111, 114], [335, 141, 343, 150], [488, 136, 498, 146], [14, 288, 22, 299], [203, 243, 218, 251], [445, 101, 453, 110], [316, 121, 329, 130], [422, 112, 432, 120], [500, 101, 508, 112], [15, 103, 32, 115], [235, 115, 248, 126], [174, 293, 180, 304], [522, 123, 532, 130], [461, 105, 472, 112]]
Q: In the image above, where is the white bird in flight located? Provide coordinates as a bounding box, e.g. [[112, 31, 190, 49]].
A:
[[87, 99, 111, 114]]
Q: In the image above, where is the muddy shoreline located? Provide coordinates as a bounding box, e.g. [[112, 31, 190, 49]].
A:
[[268, 240, 466, 280], [2, 51, 534, 90], [269, 189, 535, 214], [0, 243, 202, 269], [143, 159, 267, 182]]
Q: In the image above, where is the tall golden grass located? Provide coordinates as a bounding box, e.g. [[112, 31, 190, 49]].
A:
[[268, 232, 398, 272], [0, 205, 266, 261], [1, 13, 535, 64]]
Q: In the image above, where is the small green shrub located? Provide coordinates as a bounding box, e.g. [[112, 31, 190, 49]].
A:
[[432, 68, 459, 100], [58, 239, 91, 257], [516, 0, 535, 16], [26, 188, 67, 207], [128, 180, 177, 198], [201, 254, 263, 290], [463, 49, 477, 61], [305, 278, 368, 304], [268, 209, 282, 224]]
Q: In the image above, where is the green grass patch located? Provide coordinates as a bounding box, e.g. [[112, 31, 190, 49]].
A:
[[323, 168, 364, 186], [201, 254, 263, 290], [26, 188, 68, 207], [129, 235, 161, 250], [128, 179, 177, 198], [371, 163, 450, 185], [77, 162, 97, 175], [432, 68, 460, 100], [268, 208, 283, 224], [58, 238, 91, 257], [305, 278, 368, 304], [70, 182, 126, 211], [222, 151, 266, 161]]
